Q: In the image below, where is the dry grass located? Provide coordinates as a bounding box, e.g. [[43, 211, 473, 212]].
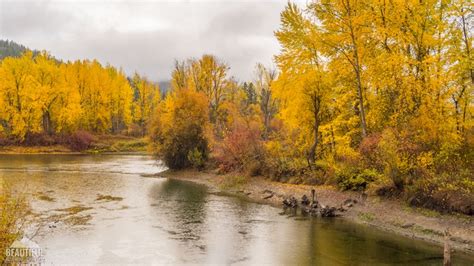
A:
[[0, 135, 148, 154], [0, 183, 29, 263], [0, 145, 72, 154]]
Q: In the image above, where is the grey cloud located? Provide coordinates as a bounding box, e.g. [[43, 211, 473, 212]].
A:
[[0, 0, 298, 81], [205, 3, 278, 36], [0, 1, 78, 38]]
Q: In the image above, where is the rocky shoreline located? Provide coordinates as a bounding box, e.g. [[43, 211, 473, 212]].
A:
[[160, 169, 474, 256]]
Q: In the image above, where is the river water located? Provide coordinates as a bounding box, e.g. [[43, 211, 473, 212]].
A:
[[0, 154, 472, 265]]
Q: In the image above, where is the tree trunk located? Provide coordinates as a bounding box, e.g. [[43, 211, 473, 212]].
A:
[[354, 67, 367, 138], [42, 110, 51, 134], [308, 95, 321, 166], [262, 90, 271, 140], [345, 0, 368, 138]]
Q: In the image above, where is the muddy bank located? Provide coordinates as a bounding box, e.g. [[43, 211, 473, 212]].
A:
[[160, 169, 474, 255]]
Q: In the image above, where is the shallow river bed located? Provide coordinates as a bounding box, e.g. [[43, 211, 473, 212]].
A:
[[0, 154, 472, 265]]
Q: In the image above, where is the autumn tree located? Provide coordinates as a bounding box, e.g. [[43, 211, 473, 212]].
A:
[[274, 3, 335, 166], [0, 51, 38, 139], [189, 55, 229, 122], [254, 63, 278, 139], [149, 88, 210, 169], [170, 60, 188, 91], [0, 51, 139, 139], [63, 60, 134, 133], [272, 1, 473, 210], [170, 55, 232, 136], [33, 52, 62, 134], [448, 0, 473, 135], [130, 73, 160, 136], [310, 0, 371, 138]]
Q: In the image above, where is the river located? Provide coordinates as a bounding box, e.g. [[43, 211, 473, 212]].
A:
[[0, 154, 472, 265]]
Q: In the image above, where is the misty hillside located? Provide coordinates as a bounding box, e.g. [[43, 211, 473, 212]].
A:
[[0, 40, 32, 60]]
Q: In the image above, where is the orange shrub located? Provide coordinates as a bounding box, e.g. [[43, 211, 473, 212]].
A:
[[214, 123, 264, 176], [67, 130, 95, 151]]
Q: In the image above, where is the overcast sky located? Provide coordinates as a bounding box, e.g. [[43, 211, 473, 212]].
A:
[[0, 0, 306, 82]]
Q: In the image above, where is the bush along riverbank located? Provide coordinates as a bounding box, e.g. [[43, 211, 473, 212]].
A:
[[160, 169, 474, 255]]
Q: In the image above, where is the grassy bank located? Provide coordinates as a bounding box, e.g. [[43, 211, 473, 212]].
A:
[[160, 169, 474, 255], [0, 135, 149, 154], [86, 135, 148, 153]]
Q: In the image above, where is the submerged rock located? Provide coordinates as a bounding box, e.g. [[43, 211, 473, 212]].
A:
[[282, 189, 341, 217], [320, 206, 337, 217], [301, 195, 310, 206], [283, 196, 298, 208]]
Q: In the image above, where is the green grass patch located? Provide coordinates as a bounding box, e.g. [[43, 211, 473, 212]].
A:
[[87, 135, 148, 153], [110, 139, 147, 152], [402, 204, 441, 218], [219, 175, 248, 190], [413, 225, 443, 236], [358, 212, 375, 222]]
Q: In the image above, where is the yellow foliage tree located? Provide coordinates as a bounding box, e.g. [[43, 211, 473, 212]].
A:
[[130, 73, 160, 136], [149, 88, 210, 169], [0, 51, 139, 139], [0, 51, 37, 139], [272, 0, 473, 194]]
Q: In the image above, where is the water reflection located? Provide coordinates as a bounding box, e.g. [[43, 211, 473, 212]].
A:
[[0, 155, 472, 265], [148, 179, 473, 265]]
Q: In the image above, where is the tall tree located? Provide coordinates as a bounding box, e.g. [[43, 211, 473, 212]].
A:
[[254, 63, 278, 139], [131, 73, 160, 136], [0, 51, 37, 139], [310, 0, 371, 137], [275, 3, 335, 165]]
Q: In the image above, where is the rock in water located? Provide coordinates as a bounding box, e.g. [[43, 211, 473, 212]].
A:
[[301, 195, 310, 206], [283, 196, 298, 208], [320, 206, 337, 217]]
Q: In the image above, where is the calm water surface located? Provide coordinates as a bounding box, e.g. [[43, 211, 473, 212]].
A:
[[0, 154, 473, 265]]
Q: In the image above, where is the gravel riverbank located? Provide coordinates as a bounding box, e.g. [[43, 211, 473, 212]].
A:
[[160, 169, 474, 256]]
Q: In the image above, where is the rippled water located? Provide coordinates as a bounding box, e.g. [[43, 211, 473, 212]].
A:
[[0, 154, 472, 265]]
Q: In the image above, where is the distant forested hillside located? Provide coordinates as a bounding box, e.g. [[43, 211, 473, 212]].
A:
[[0, 40, 32, 60]]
